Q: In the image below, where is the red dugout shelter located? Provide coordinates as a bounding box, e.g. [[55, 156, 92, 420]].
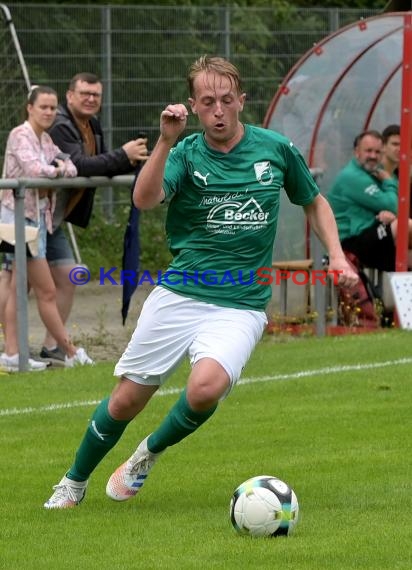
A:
[[264, 12, 412, 272]]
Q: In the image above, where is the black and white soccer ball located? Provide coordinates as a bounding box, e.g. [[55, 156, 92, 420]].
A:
[[230, 475, 299, 537]]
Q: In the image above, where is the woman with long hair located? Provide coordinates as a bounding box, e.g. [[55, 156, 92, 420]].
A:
[[0, 85, 94, 371]]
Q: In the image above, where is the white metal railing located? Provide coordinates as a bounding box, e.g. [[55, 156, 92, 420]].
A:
[[0, 175, 134, 371]]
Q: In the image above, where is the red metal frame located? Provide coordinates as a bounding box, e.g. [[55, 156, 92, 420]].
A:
[[364, 63, 402, 128], [396, 13, 412, 272]]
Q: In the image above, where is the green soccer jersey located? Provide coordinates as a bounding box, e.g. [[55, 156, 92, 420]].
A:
[[328, 158, 398, 241], [161, 124, 319, 311]]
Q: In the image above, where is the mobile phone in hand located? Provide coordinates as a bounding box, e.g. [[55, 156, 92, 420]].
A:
[[55, 152, 71, 161]]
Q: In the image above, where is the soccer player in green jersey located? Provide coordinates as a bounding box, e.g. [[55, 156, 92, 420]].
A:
[[45, 55, 357, 509]]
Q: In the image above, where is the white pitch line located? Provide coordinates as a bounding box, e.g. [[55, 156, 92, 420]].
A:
[[1, 356, 411, 418]]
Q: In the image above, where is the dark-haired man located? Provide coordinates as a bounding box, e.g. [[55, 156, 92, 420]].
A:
[[381, 124, 400, 178], [381, 123, 412, 219]]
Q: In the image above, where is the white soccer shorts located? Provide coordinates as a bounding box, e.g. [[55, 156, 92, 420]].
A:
[[114, 287, 267, 393]]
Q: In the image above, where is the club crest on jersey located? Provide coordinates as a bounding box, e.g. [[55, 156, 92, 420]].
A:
[[254, 161, 273, 186]]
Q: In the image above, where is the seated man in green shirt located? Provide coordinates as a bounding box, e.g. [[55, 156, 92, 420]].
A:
[[328, 129, 412, 271]]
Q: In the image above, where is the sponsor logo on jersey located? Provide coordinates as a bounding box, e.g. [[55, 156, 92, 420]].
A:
[[193, 171, 210, 185], [364, 184, 379, 196], [254, 161, 273, 186], [207, 197, 269, 226]]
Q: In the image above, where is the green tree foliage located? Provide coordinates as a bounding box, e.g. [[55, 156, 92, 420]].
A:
[[18, 0, 388, 7], [294, 0, 386, 7]]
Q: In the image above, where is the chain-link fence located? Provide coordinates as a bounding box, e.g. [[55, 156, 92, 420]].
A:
[[0, 3, 380, 210]]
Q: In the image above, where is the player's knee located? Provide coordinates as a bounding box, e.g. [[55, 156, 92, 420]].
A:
[[108, 389, 146, 420], [187, 378, 228, 410]]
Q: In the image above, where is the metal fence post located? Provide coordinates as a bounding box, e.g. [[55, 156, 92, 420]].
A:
[[101, 5, 114, 221], [328, 8, 340, 33], [313, 232, 326, 338], [14, 182, 29, 372], [220, 5, 231, 60], [311, 170, 327, 338]]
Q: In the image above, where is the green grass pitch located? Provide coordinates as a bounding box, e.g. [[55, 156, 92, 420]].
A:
[[0, 330, 411, 569]]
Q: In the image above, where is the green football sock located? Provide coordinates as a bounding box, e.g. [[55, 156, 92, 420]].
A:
[[147, 388, 218, 453], [67, 397, 131, 482]]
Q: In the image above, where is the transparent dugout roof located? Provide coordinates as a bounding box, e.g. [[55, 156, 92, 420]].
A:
[[264, 13, 407, 261]]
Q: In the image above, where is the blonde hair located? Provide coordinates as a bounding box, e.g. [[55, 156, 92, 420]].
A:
[[187, 55, 243, 97]]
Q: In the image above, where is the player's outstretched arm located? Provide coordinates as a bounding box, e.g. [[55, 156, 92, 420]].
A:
[[133, 104, 188, 210]]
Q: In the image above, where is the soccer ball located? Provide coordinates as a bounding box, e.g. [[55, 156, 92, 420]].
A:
[[229, 475, 299, 537]]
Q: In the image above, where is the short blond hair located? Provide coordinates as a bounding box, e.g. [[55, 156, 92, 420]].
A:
[[187, 55, 243, 97]]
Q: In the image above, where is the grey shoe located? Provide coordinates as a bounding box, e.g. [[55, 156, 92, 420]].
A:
[[40, 346, 66, 362]]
